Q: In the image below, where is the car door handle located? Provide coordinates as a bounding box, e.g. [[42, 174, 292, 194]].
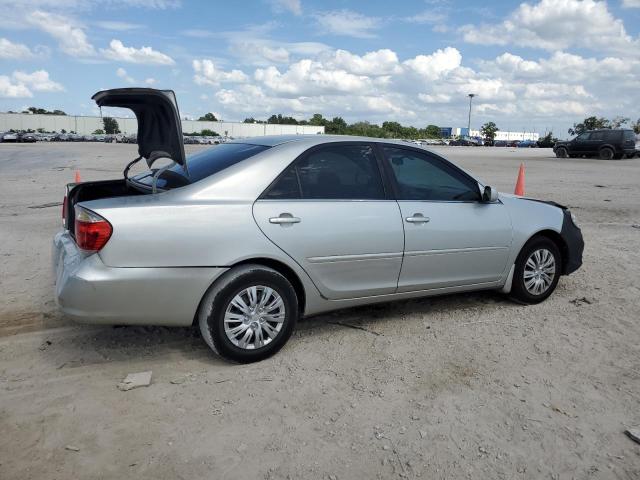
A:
[[405, 214, 430, 224], [269, 214, 301, 225]]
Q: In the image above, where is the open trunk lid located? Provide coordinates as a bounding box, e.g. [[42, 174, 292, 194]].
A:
[[92, 88, 186, 167]]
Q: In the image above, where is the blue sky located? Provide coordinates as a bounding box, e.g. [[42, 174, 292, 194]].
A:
[[1, 0, 639, 136]]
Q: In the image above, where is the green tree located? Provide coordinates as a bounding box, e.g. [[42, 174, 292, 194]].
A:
[[198, 112, 217, 121], [537, 132, 558, 148], [26, 107, 66, 115], [200, 129, 219, 136], [308, 113, 327, 127], [609, 116, 629, 129], [425, 125, 441, 138], [102, 117, 120, 135], [267, 114, 299, 125], [632, 118, 640, 134], [568, 116, 609, 135], [92, 129, 105, 135], [326, 116, 347, 134], [480, 122, 499, 142]]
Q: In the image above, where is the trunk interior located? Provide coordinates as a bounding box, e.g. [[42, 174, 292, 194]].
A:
[[66, 179, 146, 235]]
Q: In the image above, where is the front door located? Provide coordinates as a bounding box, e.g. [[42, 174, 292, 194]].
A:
[[254, 143, 404, 300], [380, 145, 512, 292]]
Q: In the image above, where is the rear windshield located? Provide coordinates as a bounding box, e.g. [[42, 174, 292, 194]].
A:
[[132, 143, 270, 190]]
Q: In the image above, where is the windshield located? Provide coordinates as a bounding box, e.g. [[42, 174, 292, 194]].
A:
[[132, 143, 270, 190]]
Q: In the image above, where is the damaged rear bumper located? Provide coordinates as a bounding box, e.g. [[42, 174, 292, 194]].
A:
[[52, 231, 227, 326]]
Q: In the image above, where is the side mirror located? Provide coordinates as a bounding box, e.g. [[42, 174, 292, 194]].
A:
[[482, 185, 499, 202]]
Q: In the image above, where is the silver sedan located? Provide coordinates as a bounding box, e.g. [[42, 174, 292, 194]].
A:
[[53, 89, 584, 362]]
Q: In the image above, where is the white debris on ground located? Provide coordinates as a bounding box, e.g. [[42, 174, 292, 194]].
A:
[[117, 371, 152, 391]]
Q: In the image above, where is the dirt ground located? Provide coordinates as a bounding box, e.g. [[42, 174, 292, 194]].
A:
[[1, 142, 639, 479]]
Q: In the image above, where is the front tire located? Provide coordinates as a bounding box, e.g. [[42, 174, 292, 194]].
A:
[[510, 237, 561, 304], [555, 147, 568, 158], [198, 265, 298, 363]]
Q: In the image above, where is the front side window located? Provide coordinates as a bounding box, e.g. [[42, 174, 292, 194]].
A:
[[382, 146, 480, 201], [575, 132, 591, 141], [263, 144, 385, 200]]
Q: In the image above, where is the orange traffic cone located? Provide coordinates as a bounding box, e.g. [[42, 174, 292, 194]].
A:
[[514, 163, 525, 196], [74, 170, 81, 183]]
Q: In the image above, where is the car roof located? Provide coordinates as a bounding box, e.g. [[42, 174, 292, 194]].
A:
[[228, 134, 430, 148], [587, 129, 631, 132]]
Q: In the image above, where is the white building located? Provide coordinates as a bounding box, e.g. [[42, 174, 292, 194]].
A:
[[0, 113, 325, 137], [454, 128, 539, 141]]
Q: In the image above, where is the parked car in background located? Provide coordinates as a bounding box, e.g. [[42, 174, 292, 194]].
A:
[[494, 140, 507, 147], [17, 132, 37, 143], [517, 140, 538, 148], [449, 137, 480, 146], [1, 131, 19, 142], [554, 129, 637, 159], [53, 88, 585, 363]]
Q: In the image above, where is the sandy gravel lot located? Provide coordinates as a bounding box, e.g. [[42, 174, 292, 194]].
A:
[[1, 142, 639, 479]]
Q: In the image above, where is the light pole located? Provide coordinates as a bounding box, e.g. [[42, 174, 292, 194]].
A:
[[467, 93, 475, 136]]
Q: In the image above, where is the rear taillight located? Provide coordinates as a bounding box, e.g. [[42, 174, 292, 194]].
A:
[[74, 206, 112, 252], [62, 195, 68, 227]]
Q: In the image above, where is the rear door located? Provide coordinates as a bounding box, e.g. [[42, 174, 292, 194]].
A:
[[380, 145, 512, 292], [253, 143, 404, 300]]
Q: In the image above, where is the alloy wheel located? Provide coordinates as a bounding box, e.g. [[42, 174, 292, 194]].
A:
[[523, 248, 556, 295], [224, 286, 285, 349]]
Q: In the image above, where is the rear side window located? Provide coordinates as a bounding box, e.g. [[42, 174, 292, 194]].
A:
[[603, 130, 621, 141], [383, 146, 480, 201], [133, 143, 270, 189], [263, 144, 385, 200], [590, 131, 605, 141]]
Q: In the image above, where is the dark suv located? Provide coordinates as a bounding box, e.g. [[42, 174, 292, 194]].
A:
[[554, 129, 638, 160]]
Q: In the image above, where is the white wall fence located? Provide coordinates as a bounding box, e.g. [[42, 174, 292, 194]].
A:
[[0, 113, 325, 137]]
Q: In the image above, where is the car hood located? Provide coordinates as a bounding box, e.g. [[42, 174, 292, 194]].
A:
[[92, 88, 186, 167]]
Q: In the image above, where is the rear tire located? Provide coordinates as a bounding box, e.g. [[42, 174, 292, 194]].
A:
[[510, 237, 561, 304], [198, 265, 298, 363], [555, 147, 568, 158], [599, 147, 614, 160]]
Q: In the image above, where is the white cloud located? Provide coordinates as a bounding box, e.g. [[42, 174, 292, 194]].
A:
[[196, 42, 640, 136], [28, 10, 95, 57], [144, 77, 156, 85], [0, 38, 35, 59], [0, 69, 63, 98], [418, 93, 452, 104], [268, 0, 301, 15], [330, 49, 401, 76], [460, 0, 640, 55], [622, 0, 640, 7], [254, 59, 373, 95], [116, 67, 135, 84], [0, 76, 33, 98], [403, 47, 462, 80], [314, 10, 380, 38], [95, 20, 143, 31], [193, 59, 248, 86], [12, 70, 64, 92], [102, 39, 174, 65], [404, 10, 447, 24]]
